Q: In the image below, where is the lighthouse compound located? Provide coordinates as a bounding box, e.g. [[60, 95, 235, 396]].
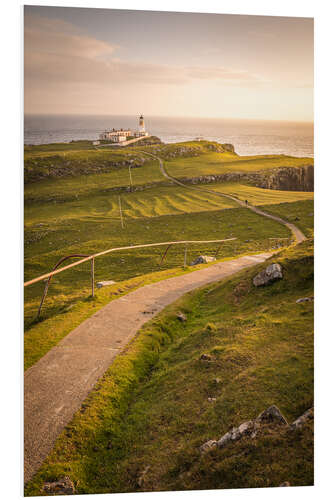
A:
[[99, 115, 149, 143]]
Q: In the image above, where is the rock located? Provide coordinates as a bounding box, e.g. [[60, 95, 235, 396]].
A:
[[217, 420, 257, 449], [200, 439, 218, 454], [43, 476, 75, 495], [200, 353, 213, 361], [256, 405, 288, 426], [253, 263, 283, 287], [190, 255, 216, 266], [214, 377, 222, 384], [96, 280, 116, 288], [279, 482, 291, 487], [208, 397, 217, 402], [296, 296, 314, 303], [137, 465, 151, 487], [291, 407, 314, 430], [177, 312, 187, 322]]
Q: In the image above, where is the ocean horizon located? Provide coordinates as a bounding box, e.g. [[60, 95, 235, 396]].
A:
[[24, 114, 314, 158]]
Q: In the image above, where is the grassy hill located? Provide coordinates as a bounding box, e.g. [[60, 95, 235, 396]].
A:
[[24, 140, 313, 352], [25, 239, 313, 495]]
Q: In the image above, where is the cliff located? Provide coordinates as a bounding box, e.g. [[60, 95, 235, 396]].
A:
[[179, 164, 314, 192]]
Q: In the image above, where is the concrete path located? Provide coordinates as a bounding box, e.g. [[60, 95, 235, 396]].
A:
[[25, 251, 273, 483]]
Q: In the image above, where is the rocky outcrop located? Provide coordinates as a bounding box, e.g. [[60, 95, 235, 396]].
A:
[[43, 476, 75, 495], [200, 405, 312, 454], [179, 165, 314, 192], [252, 165, 314, 192], [253, 263, 283, 287]]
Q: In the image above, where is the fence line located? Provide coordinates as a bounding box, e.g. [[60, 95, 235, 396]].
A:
[[24, 238, 237, 288]]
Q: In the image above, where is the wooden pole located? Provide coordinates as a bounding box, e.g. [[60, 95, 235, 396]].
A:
[[118, 196, 124, 229], [91, 257, 95, 297], [129, 165, 133, 191], [184, 244, 187, 267]]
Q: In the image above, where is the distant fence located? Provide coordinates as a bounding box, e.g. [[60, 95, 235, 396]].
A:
[[24, 238, 237, 318]]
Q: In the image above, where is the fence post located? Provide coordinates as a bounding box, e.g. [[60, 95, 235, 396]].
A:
[[184, 244, 187, 267], [91, 257, 95, 297]]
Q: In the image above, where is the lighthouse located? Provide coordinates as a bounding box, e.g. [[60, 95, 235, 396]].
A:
[[139, 114, 145, 134]]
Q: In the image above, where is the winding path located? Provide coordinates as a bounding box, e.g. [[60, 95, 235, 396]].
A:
[[24, 150, 306, 483], [141, 150, 306, 244]]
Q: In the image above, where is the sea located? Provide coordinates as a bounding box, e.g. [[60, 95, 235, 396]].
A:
[[24, 115, 314, 158]]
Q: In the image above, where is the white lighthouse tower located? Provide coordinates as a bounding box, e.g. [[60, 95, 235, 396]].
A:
[[139, 114, 145, 135]]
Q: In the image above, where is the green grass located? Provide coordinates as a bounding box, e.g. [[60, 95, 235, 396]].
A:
[[24, 205, 291, 329], [165, 152, 313, 179], [261, 199, 314, 238], [25, 240, 313, 495], [24, 159, 165, 202], [205, 182, 314, 205]]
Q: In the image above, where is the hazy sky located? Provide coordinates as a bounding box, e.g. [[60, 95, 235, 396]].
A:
[[24, 6, 313, 121]]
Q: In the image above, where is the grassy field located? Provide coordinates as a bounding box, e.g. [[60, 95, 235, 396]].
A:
[[205, 182, 314, 205], [25, 240, 313, 495], [164, 152, 313, 179], [261, 199, 314, 238], [24, 205, 290, 326]]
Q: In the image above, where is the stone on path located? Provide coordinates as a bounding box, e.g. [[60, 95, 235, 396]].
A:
[[253, 263, 283, 287]]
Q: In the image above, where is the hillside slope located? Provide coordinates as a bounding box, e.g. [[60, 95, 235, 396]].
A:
[[25, 240, 313, 495]]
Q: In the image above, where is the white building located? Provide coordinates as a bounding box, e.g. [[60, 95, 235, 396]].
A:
[[99, 128, 132, 142], [99, 116, 149, 143]]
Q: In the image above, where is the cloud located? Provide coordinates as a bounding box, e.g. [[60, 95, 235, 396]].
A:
[[25, 13, 270, 90]]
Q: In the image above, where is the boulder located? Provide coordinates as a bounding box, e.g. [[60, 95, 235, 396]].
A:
[[296, 297, 314, 303], [291, 407, 314, 430], [253, 263, 283, 287], [256, 405, 288, 426], [217, 420, 258, 449], [43, 476, 75, 495], [200, 353, 213, 361], [190, 255, 216, 266], [177, 312, 187, 322], [200, 439, 218, 454], [96, 280, 116, 288]]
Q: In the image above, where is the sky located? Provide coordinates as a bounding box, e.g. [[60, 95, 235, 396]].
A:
[[24, 6, 313, 121]]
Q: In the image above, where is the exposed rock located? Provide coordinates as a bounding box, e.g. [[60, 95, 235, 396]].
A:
[[200, 439, 218, 454], [296, 296, 314, 303], [43, 476, 75, 495], [96, 280, 116, 288], [279, 482, 291, 487], [217, 420, 259, 450], [256, 405, 288, 426], [214, 377, 222, 384], [291, 407, 314, 430], [200, 353, 213, 361], [200, 405, 290, 454], [253, 263, 283, 287], [137, 465, 151, 488], [190, 255, 216, 266], [208, 397, 217, 403], [177, 312, 187, 322]]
